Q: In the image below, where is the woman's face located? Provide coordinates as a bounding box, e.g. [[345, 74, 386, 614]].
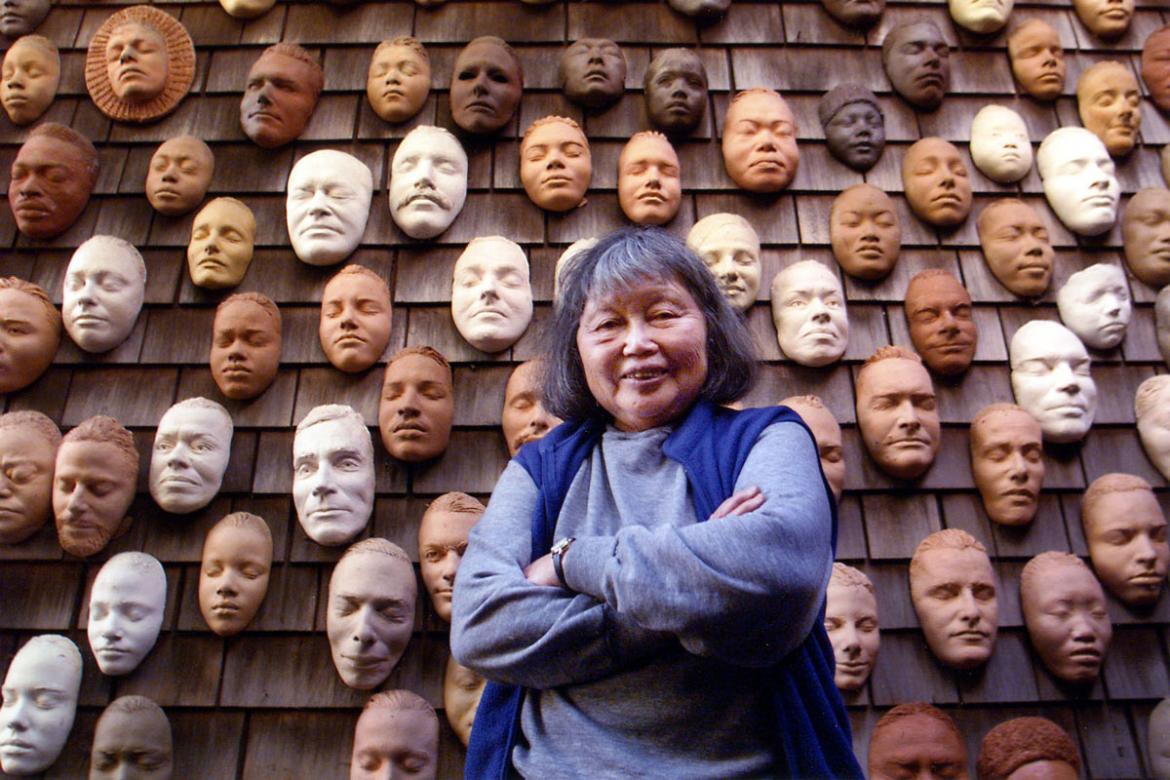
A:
[[576, 277, 708, 432]]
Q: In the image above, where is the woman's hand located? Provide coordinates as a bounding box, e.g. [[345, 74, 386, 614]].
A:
[[708, 486, 764, 520], [524, 552, 562, 587]]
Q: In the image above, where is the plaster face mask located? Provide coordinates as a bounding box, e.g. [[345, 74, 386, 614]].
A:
[[240, 48, 322, 149], [1123, 187, 1170, 289], [0, 636, 81, 775], [53, 433, 136, 558], [149, 399, 233, 515], [87, 553, 166, 676], [882, 22, 950, 110], [502, 360, 560, 457], [319, 268, 392, 374], [63, 237, 145, 354], [1037, 127, 1119, 236], [0, 36, 59, 126], [449, 37, 522, 135], [104, 21, 168, 103], [1008, 19, 1066, 100], [949, 0, 1012, 34], [451, 236, 533, 353], [977, 200, 1054, 298], [1143, 27, 1170, 113], [687, 213, 761, 312], [856, 354, 941, 480], [519, 118, 591, 213], [366, 39, 430, 123], [643, 48, 707, 136], [0, 412, 57, 545], [553, 237, 598, 302], [780, 396, 845, 501], [1056, 263, 1131, 350], [444, 656, 485, 747], [1074, 0, 1133, 40], [905, 271, 976, 376], [1077, 62, 1141, 158], [1137, 377, 1170, 483], [286, 150, 373, 267], [9, 130, 97, 240], [0, 0, 49, 37], [89, 698, 173, 780], [389, 126, 468, 240], [969, 405, 1044, 526], [146, 135, 213, 216], [210, 296, 282, 401], [829, 183, 900, 280], [824, 572, 879, 691], [0, 284, 58, 395], [1083, 480, 1169, 607], [292, 407, 374, 547], [351, 695, 438, 780], [819, 0, 884, 28], [327, 543, 417, 689], [1022, 554, 1111, 684], [969, 105, 1032, 184], [1009, 320, 1097, 443], [902, 138, 972, 228], [559, 39, 626, 109], [187, 198, 256, 290], [868, 711, 969, 780], [721, 89, 799, 193], [1151, 699, 1170, 780], [379, 352, 454, 462], [820, 94, 885, 172], [666, 0, 729, 19], [618, 132, 681, 226], [198, 513, 272, 636], [770, 260, 848, 367], [910, 540, 999, 668], [419, 504, 479, 621]]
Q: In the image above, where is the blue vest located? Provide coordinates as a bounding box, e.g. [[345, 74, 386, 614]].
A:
[[465, 400, 862, 779]]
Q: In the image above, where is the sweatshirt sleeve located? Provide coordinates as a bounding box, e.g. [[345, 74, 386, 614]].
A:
[[449, 460, 675, 690], [561, 421, 833, 668]]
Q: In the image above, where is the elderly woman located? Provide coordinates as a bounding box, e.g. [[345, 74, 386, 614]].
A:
[[450, 228, 858, 779]]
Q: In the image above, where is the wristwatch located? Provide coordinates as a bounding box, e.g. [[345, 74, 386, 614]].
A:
[[550, 537, 576, 588]]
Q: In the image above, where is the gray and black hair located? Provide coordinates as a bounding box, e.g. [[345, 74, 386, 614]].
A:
[[541, 227, 757, 423]]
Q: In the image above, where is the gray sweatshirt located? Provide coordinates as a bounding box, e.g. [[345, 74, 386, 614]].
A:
[[450, 421, 833, 779]]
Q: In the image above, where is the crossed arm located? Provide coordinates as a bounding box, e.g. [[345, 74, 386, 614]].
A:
[[449, 422, 833, 689]]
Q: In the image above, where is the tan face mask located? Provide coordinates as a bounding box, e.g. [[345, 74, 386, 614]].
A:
[[780, 395, 845, 502], [901, 137, 972, 228], [0, 411, 58, 545], [1123, 188, 1170, 289], [146, 135, 213, 216], [318, 268, 392, 374], [0, 35, 59, 126], [187, 198, 256, 290], [378, 351, 454, 462], [618, 132, 681, 226], [1008, 19, 1066, 100], [444, 655, 486, 746], [367, 38, 430, 123], [519, 118, 591, 213], [0, 285, 59, 395], [721, 89, 799, 193], [210, 296, 282, 401], [910, 534, 999, 669], [976, 199, 1053, 298], [1077, 61, 1141, 157], [969, 405, 1044, 526], [53, 425, 137, 558], [855, 353, 940, 480], [1021, 553, 1111, 684], [198, 513, 273, 636], [829, 183, 900, 280]]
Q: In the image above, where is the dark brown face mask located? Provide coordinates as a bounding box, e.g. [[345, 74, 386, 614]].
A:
[[644, 49, 707, 136], [560, 39, 626, 109], [9, 130, 97, 240], [821, 0, 884, 28], [450, 37, 522, 135], [882, 22, 950, 110]]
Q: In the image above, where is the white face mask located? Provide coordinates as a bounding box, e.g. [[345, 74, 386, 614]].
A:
[[87, 552, 166, 676], [389, 126, 468, 239], [770, 261, 849, 367], [969, 105, 1032, 183], [1138, 377, 1170, 483], [1010, 320, 1098, 443], [62, 236, 146, 354], [1037, 127, 1120, 236], [292, 407, 374, 547], [1056, 263, 1132, 350], [688, 214, 762, 313], [948, 0, 1013, 34], [451, 236, 533, 353], [150, 398, 233, 514], [0, 635, 81, 775], [286, 150, 373, 266]]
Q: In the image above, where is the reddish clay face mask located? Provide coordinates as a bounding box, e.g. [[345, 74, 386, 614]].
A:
[[199, 511, 273, 636], [52, 417, 138, 558], [855, 349, 940, 481], [721, 89, 798, 193], [0, 281, 59, 395], [210, 294, 282, 401], [239, 46, 323, 149], [519, 117, 591, 213], [969, 404, 1044, 526], [904, 270, 976, 376], [318, 266, 392, 374], [0, 410, 59, 545], [976, 199, 1053, 298], [449, 37, 522, 135], [1077, 61, 1141, 157], [902, 137, 971, 228], [9, 124, 98, 240], [378, 349, 454, 462], [830, 183, 900, 280]]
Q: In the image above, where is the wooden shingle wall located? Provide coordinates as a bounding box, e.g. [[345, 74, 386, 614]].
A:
[[1, 0, 1169, 776]]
